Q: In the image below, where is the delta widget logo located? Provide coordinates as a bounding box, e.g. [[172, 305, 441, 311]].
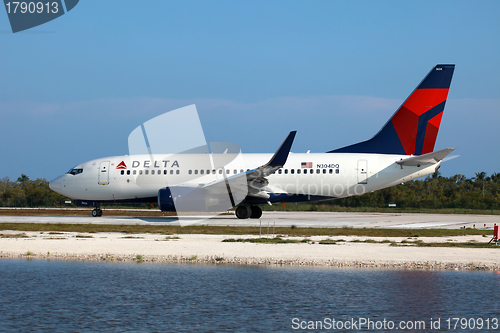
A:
[[116, 161, 127, 170], [3, 0, 79, 33]]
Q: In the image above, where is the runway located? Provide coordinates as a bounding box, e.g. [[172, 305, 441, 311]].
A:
[[0, 211, 498, 229]]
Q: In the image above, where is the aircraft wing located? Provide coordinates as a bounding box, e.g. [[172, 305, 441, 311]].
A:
[[202, 131, 297, 200], [396, 148, 455, 167]]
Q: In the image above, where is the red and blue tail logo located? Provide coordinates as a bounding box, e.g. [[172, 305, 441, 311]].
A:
[[329, 64, 455, 155]]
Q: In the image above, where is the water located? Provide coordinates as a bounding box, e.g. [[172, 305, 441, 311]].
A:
[[0, 260, 498, 332]]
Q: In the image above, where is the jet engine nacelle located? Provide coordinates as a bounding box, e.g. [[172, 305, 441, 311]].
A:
[[157, 186, 229, 213]]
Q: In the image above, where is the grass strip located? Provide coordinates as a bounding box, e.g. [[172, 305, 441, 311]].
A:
[[223, 237, 313, 244], [0, 233, 29, 238], [0, 223, 493, 237]]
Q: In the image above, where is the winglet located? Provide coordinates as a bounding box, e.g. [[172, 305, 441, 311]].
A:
[[264, 131, 297, 168]]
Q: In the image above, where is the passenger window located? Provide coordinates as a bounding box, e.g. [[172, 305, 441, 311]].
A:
[[297, 169, 301, 174], [127, 170, 130, 175], [164, 170, 167, 175], [200, 170, 204, 175], [284, 169, 288, 174], [329, 169, 333, 174], [323, 169, 326, 174], [170, 170, 173, 175], [139, 170, 143, 175], [133, 170, 137, 175], [291, 169, 294, 174], [219, 169, 223, 174], [195, 170, 198, 175], [151, 170, 155, 175], [233, 169, 237, 174], [316, 169, 320, 174], [336, 169, 339, 174], [226, 170, 230, 174], [207, 170, 210, 174], [176, 170, 180, 175], [189, 170, 192, 175], [145, 170, 149, 175], [278, 169, 282, 174], [240, 169, 244, 173], [121, 170, 124, 175]]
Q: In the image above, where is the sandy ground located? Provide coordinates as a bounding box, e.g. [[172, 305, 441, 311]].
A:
[[1, 231, 499, 270]]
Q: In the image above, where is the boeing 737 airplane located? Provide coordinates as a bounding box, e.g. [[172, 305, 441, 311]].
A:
[[50, 64, 455, 219]]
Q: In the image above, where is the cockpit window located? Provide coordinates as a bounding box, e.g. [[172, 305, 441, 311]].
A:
[[66, 168, 83, 175]]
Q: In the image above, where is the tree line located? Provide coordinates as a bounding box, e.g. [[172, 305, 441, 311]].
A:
[[334, 171, 500, 211], [1, 172, 499, 211]]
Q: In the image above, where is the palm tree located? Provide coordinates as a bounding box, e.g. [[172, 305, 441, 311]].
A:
[[474, 172, 487, 197], [491, 173, 500, 183]]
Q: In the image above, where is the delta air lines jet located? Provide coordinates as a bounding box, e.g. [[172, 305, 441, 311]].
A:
[[49, 65, 455, 219]]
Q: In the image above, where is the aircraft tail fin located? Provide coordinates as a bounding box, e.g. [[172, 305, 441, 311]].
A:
[[328, 64, 455, 155]]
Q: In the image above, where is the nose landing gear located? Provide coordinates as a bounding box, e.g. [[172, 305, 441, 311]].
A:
[[91, 204, 102, 217], [91, 208, 102, 217]]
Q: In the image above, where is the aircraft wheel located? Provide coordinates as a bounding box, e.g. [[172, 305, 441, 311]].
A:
[[250, 206, 262, 219], [235, 206, 251, 219], [92, 209, 99, 217], [97, 208, 103, 217]]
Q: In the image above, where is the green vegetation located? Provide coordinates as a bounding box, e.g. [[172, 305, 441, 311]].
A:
[[135, 254, 143, 261], [0, 174, 155, 210], [318, 239, 340, 245], [389, 239, 500, 248], [223, 237, 313, 244], [0, 223, 492, 237], [350, 239, 394, 244], [0, 233, 28, 238], [222, 237, 499, 248], [0, 175, 67, 208]]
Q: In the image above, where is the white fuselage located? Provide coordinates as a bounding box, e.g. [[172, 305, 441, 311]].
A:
[[49, 152, 439, 203]]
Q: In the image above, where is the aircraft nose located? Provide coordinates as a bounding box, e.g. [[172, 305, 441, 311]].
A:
[[49, 176, 63, 193]]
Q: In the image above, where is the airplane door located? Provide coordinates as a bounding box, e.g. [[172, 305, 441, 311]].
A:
[[98, 161, 110, 185], [357, 160, 368, 184]]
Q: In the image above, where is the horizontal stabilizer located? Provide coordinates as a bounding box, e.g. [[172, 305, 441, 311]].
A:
[[396, 148, 455, 166]]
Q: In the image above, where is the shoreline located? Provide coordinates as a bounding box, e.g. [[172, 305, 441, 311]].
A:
[[1, 253, 498, 271], [1, 231, 499, 271]]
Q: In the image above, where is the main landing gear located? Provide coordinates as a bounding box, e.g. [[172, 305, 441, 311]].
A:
[[235, 205, 262, 219]]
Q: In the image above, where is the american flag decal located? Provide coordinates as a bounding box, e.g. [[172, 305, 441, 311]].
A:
[[301, 162, 312, 168]]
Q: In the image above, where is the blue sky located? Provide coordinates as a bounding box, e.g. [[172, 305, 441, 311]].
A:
[[0, 0, 499, 181]]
